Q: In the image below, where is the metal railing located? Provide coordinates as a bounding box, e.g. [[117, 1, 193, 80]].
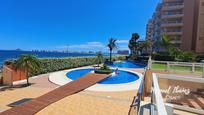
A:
[[158, 73, 204, 114], [137, 76, 144, 113], [163, 2, 184, 7], [148, 59, 204, 78], [151, 73, 168, 115], [129, 74, 144, 114], [0, 68, 2, 84]]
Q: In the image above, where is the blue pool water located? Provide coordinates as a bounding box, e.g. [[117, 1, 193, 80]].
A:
[[106, 60, 146, 68], [66, 69, 139, 84]]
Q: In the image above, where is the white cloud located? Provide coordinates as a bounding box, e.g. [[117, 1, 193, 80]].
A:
[[69, 42, 105, 49], [56, 40, 131, 51], [55, 41, 107, 51], [117, 40, 129, 44]]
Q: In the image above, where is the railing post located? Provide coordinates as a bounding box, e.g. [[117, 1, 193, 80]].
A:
[[167, 62, 170, 71], [203, 64, 204, 78], [152, 73, 168, 115], [192, 63, 195, 73], [148, 56, 152, 69]]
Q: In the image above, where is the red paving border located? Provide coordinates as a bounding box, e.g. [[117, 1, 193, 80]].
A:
[[0, 73, 109, 115]]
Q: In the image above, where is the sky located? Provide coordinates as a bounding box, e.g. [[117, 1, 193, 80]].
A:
[[0, 0, 159, 52]]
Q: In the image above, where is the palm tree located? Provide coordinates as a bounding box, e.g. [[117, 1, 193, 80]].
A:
[[154, 34, 172, 52], [14, 54, 41, 85], [128, 33, 140, 57], [96, 52, 103, 66], [107, 38, 117, 62], [138, 40, 152, 55]]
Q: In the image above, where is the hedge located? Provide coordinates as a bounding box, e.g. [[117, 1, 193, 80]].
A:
[[152, 54, 175, 61], [195, 55, 204, 62], [30, 56, 126, 76]]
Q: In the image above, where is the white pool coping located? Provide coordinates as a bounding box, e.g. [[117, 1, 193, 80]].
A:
[[49, 67, 143, 92]]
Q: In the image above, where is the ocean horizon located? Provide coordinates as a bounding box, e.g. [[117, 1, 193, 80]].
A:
[[0, 50, 112, 67]]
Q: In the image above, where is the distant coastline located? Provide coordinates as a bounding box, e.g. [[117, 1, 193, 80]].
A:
[[0, 50, 112, 67]]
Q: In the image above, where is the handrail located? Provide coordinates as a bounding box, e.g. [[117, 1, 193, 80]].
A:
[[152, 73, 168, 115], [158, 74, 204, 83], [152, 60, 204, 65], [137, 76, 144, 113], [136, 74, 144, 113], [152, 60, 204, 68], [129, 74, 144, 115]]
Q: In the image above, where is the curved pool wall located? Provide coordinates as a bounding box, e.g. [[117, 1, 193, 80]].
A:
[[66, 69, 139, 84], [106, 60, 146, 68], [49, 67, 143, 92]]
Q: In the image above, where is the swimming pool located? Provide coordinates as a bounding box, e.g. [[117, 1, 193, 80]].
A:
[[66, 68, 139, 84], [106, 60, 146, 68]]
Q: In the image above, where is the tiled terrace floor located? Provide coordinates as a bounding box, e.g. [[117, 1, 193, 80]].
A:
[[0, 69, 144, 115], [0, 75, 58, 111]]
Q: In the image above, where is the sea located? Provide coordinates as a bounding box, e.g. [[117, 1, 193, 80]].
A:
[[0, 50, 104, 67]]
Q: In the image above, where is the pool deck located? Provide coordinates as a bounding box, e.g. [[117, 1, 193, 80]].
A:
[[0, 75, 58, 111], [0, 73, 110, 115], [0, 67, 145, 115], [0, 67, 198, 115]]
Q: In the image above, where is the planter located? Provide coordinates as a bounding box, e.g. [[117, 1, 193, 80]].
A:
[[94, 69, 113, 74]]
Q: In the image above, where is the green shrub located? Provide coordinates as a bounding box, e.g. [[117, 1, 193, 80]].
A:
[[4, 60, 15, 65], [94, 65, 113, 74], [152, 53, 175, 61], [30, 56, 125, 76], [177, 52, 194, 62], [118, 56, 126, 60], [195, 55, 204, 62], [137, 56, 149, 61], [100, 64, 110, 70], [94, 69, 113, 74]]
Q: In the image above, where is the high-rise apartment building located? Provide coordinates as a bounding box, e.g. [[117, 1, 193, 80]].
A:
[[146, 0, 204, 53], [146, 19, 154, 41]]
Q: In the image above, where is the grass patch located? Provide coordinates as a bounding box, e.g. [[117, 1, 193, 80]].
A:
[[152, 63, 167, 70], [152, 63, 203, 72]]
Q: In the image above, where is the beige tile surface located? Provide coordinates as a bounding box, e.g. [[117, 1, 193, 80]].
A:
[[36, 90, 137, 115], [0, 71, 140, 115], [0, 75, 58, 111]]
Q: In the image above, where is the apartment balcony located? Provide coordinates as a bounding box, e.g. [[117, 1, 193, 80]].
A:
[[161, 14, 183, 19], [162, 4, 184, 11], [165, 31, 182, 35], [161, 21, 183, 27], [162, 0, 183, 2], [170, 40, 182, 44]]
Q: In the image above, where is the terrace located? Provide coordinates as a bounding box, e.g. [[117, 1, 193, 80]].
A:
[[0, 56, 203, 115], [0, 67, 145, 115], [151, 72, 204, 114], [0, 35, 204, 115]]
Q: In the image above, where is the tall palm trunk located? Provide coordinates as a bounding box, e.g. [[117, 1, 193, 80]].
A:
[[130, 49, 133, 56], [110, 50, 112, 61], [98, 60, 100, 67], [25, 69, 29, 85]]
